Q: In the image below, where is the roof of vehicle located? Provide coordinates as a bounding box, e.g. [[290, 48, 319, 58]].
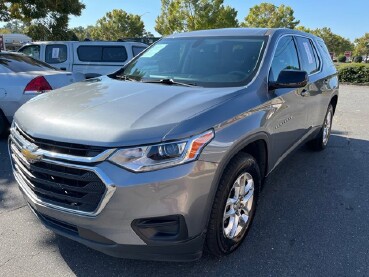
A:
[[168, 28, 318, 40], [21, 41, 148, 47]]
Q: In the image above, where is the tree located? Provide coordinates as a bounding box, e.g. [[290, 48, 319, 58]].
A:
[[155, 0, 238, 36], [90, 9, 145, 40], [0, 0, 85, 41], [143, 30, 155, 38], [25, 24, 51, 41], [0, 0, 85, 23], [0, 28, 11, 34], [3, 20, 26, 33], [70, 25, 95, 41], [242, 3, 299, 29], [297, 26, 353, 55], [313, 28, 353, 55], [353, 33, 369, 56], [24, 14, 79, 41]]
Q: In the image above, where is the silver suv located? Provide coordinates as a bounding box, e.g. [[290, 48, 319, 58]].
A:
[[9, 28, 338, 261]]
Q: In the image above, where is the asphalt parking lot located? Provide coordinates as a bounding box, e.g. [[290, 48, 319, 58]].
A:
[[0, 84, 368, 276]]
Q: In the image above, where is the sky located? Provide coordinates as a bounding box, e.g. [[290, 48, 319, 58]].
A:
[[2, 1, 368, 41]]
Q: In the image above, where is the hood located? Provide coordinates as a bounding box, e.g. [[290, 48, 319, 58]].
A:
[[14, 76, 241, 147]]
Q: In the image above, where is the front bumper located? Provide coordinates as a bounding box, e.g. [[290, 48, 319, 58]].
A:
[[12, 144, 218, 260], [32, 207, 205, 262]]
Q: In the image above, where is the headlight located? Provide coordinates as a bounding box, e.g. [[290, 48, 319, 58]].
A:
[[108, 130, 214, 172]]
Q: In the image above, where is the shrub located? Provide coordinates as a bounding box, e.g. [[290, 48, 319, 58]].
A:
[[338, 55, 346, 63], [338, 64, 369, 83], [354, 56, 363, 63]]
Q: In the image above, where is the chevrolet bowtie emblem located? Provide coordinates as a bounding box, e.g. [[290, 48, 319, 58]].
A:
[[21, 147, 42, 164]]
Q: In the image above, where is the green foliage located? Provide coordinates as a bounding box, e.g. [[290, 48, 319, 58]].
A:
[[353, 33, 369, 56], [70, 25, 95, 41], [354, 56, 363, 63], [1, 0, 85, 41], [337, 63, 369, 83], [155, 0, 238, 36], [0, 28, 11, 34], [338, 55, 346, 63], [3, 20, 25, 33], [241, 3, 299, 29], [90, 9, 145, 40], [25, 14, 78, 41], [297, 26, 353, 56], [0, 0, 85, 23]]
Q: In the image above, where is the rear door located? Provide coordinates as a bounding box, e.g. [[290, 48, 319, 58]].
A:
[[294, 36, 324, 128], [44, 43, 72, 71]]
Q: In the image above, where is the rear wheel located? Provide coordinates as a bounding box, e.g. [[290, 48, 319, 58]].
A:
[[308, 104, 334, 151], [206, 152, 261, 256]]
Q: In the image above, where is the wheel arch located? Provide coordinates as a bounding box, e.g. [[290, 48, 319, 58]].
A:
[[330, 95, 338, 114], [202, 132, 270, 236]]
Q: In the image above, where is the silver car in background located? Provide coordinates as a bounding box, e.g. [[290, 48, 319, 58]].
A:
[[0, 52, 85, 136], [9, 28, 338, 261]]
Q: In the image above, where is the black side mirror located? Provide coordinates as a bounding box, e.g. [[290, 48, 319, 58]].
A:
[[269, 70, 308, 90]]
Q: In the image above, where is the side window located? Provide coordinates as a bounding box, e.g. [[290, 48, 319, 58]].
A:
[[269, 36, 300, 82], [132, 46, 146, 57], [317, 39, 334, 66], [45, 44, 67, 64], [19, 45, 40, 60], [77, 46, 127, 62], [102, 47, 127, 62], [78, 46, 102, 62], [295, 37, 320, 74]]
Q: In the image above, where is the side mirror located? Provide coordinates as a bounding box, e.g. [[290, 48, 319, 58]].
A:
[[269, 70, 308, 90]]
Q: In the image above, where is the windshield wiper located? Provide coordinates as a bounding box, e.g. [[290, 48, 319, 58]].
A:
[[142, 79, 198, 87], [115, 74, 139, 82]]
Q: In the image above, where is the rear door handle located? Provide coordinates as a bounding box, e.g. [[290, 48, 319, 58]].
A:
[[60, 67, 66, 71]]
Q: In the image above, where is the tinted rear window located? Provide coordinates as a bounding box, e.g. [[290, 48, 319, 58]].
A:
[[77, 46, 127, 62], [0, 54, 55, 72]]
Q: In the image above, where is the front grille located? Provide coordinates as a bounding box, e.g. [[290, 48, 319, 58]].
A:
[[9, 133, 107, 213], [15, 126, 106, 157]]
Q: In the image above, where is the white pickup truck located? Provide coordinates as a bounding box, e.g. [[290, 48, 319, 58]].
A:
[[18, 41, 148, 78]]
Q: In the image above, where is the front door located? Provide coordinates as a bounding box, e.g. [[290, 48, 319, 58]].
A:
[[268, 35, 310, 165]]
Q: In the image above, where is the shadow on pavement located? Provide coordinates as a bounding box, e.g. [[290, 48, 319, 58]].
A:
[[37, 134, 369, 276], [0, 136, 26, 213]]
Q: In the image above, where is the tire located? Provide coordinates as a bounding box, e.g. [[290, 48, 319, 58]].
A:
[[308, 104, 334, 151], [205, 152, 261, 257], [0, 113, 9, 138]]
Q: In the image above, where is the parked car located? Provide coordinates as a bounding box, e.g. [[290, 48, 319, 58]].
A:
[[0, 52, 85, 136], [18, 41, 148, 78], [9, 28, 338, 261]]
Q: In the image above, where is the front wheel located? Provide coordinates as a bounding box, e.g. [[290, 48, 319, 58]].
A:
[[308, 104, 334, 151], [205, 152, 261, 257]]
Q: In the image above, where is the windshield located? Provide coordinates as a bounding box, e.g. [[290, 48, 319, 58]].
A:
[[119, 36, 267, 87]]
